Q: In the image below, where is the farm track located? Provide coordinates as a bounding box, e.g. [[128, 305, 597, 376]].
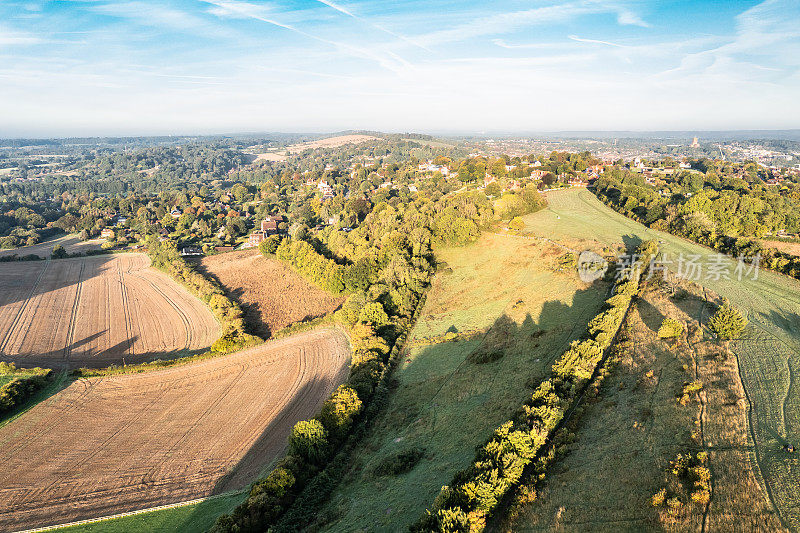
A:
[[0, 254, 218, 368], [0, 328, 350, 532], [62, 261, 85, 363], [528, 188, 800, 529]]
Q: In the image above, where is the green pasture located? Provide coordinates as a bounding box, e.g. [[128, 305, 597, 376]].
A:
[[52, 491, 245, 533], [524, 188, 800, 528], [316, 232, 609, 531]]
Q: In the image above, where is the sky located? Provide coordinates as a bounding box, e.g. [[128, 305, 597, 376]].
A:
[[0, 0, 799, 136]]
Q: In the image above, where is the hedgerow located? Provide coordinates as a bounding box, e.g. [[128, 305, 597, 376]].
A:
[[0, 363, 52, 415], [145, 236, 259, 349], [210, 234, 434, 532], [411, 240, 658, 533]]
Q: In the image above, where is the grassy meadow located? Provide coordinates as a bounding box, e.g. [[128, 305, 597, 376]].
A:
[[521, 188, 800, 529], [314, 232, 610, 531], [506, 279, 784, 532]]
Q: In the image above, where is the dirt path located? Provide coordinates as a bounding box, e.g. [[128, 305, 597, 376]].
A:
[[0, 328, 350, 532]]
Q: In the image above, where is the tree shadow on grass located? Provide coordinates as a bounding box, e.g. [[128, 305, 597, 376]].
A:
[[636, 297, 666, 334], [759, 309, 800, 337], [176, 279, 611, 532]]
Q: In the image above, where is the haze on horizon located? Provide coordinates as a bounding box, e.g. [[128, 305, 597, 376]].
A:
[[1, 0, 799, 137]]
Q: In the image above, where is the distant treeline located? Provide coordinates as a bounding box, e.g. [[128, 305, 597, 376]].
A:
[[593, 172, 800, 279]]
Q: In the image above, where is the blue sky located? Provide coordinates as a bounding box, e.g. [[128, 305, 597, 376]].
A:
[[1, 0, 798, 135]]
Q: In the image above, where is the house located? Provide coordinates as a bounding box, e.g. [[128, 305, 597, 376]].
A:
[[261, 214, 286, 235], [679, 162, 692, 169], [180, 246, 203, 257], [568, 176, 587, 187], [100, 228, 115, 239], [484, 174, 497, 187], [170, 208, 182, 218], [248, 230, 266, 247], [530, 170, 547, 180], [318, 180, 334, 199]]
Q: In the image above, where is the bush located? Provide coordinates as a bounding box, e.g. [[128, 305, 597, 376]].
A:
[[51, 244, 67, 259], [709, 299, 747, 340], [318, 385, 362, 439], [658, 318, 684, 339], [258, 235, 282, 255], [289, 419, 329, 464], [0, 369, 51, 414], [372, 447, 425, 477], [508, 217, 525, 231]]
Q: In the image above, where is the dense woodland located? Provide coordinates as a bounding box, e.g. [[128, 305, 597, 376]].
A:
[[594, 160, 800, 278]]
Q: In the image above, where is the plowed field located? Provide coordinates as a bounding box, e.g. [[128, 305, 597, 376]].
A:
[[197, 249, 345, 337], [0, 328, 349, 531], [0, 254, 219, 369]]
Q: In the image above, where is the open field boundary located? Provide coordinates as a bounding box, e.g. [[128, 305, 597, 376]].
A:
[[14, 491, 245, 533]]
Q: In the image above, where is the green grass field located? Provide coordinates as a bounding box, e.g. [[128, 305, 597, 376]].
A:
[[522, 188, 800, 529], [53, 491, 245, 533], [315, 232, 610, 531]]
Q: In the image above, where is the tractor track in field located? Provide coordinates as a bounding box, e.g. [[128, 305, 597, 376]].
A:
[[0, 329, 350, 532], [0, 254, 217, 369], [62, 261, 85, 363], [0, 260, 49, 356]]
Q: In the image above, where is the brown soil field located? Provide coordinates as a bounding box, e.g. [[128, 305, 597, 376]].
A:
[[0, 253, 219, 369], [197, 249, 345, 337], [760, 239, 800, 257], [0, 328, 349, 531], [0, 234, 104, 259], [253, 134, 379, 161], [507, 278, 783, 531]]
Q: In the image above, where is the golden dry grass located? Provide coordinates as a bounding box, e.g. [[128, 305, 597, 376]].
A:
[[506, 277, 785, 532]]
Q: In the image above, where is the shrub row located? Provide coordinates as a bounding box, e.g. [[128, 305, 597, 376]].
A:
[[145, 236, 259, 351], [0, 364, 52, 415], [211, 243, 432, 532], [411, 240, 659, 532], [275, 238, 378, 294], [73, 240, 263, 378]]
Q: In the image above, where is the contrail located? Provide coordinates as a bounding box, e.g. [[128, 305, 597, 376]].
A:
[[312, 0, 431, 51]]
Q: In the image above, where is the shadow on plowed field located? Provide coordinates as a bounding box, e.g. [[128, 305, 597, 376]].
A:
[[0, 255, 115, 308], [174, 377, 328, 530]]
